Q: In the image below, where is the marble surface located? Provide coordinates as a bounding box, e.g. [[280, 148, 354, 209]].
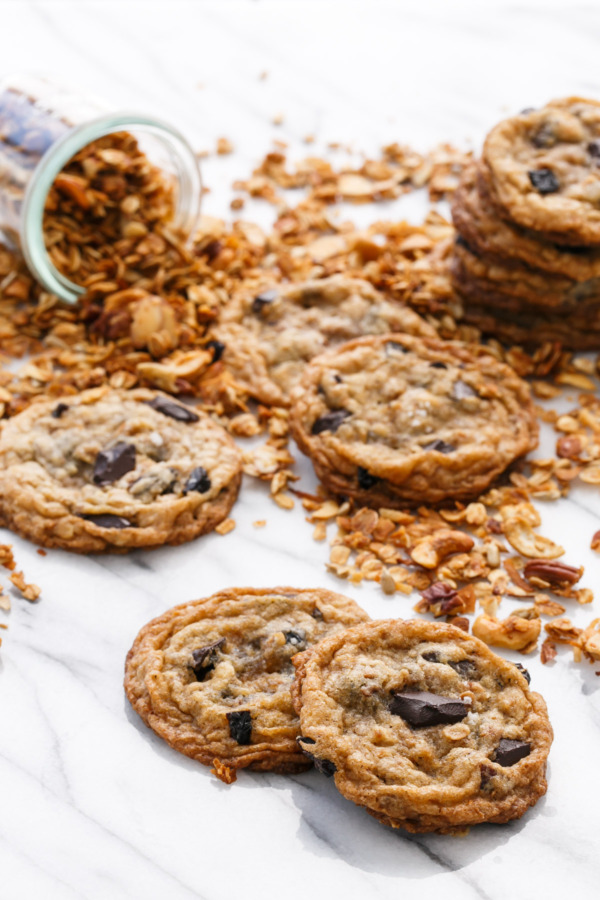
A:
[[3, 2, 600, 898]]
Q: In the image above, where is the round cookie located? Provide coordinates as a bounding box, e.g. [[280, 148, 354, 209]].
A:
[[482, 97, 600, 245], [212, 275, 435, 406], [0, 387, 242, 552], [289, 334, 538, 507], [125, 587, 370, 774], [452, 163, 600, 280], [292, 619, 553, 834]]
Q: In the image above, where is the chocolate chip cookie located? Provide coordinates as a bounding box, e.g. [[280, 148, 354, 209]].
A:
[[292, 619, 553, 834], [482, 98, 600, 245], [452, 163, 600, 280], [125, 587, 369, 774], [289, 334, 538, 507], [212, 275, 435, 406], [0, 387, 242, 552]]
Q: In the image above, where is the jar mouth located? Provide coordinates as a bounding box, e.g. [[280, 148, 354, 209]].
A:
[[20, 112, 202, 305]]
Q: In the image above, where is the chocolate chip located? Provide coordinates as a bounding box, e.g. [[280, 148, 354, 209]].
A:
[[423, 439, 456, 453], [528, 168, 560, 194], [51, 402, 69, 418], [514, 662, 531, 684], [454, 234, 470, 250], [357, 467, 379, 489], [311, 605, 323, 620], [531, 124, 556, 148], [451, 380, 477, 401], [385, 340, 408, 355], [80, 514, 133, 529], [313, 757, 337, 777], [422, 650, 441, 662], [429, 361, 447, 369], [251, 289, 277, 314], [390, 690, 469, 727], [480, 763, 496, 789], [588, 140, 600, 159], [227, 710, 252, 745], [312, 409, 351, 435], [92, 442, 136, 485], [191, 638, 225, 681], [205, 340, 225, 363], [333, 374, 343, 384], [146, 396, 200, 423], [296, 738, 336, 776], [283, 630, 306, 648], [184, 466, 211, 494], [448, 659, 478, 679], [493, 738, 531, 766]]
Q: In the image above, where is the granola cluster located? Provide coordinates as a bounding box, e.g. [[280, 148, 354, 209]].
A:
[[1, 132, 600, 669]]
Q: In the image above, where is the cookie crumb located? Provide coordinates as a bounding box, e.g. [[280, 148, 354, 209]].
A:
[[211, 758, 237, 784], [253, 520, 266, 528], [36, 548, 47, 556], [215, 518, 236, 536], [9, 572, 41, 602]]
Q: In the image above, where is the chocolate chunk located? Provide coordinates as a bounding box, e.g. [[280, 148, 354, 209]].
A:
[[146, 396, 200, 423], [283, 630, 306, 648], [532, 124, 556, 148], [385, 340, 408, 355], [184, 466, 211, 494], [480, 763, 496, 789], [448, 659, 478, 679], [357, 467, 379, 489], [333, 374, 343, 384], [227, 710, 252, 745], [390, 690, 469, 727], [311, 409, 351, 435], [51, 402, 69, 419], [251, 289, 277, 314], [80, 513, 133, 529], [296, 737, 336, 776], [588, 140, 600, 159], [494, 738, 531, 766], [451, 380, 477, 401], [429, 361, 448, 369], [93, 442, 136, 486], [514, 662, 531, 684], [311, 605, 323, 620], [528, 168, 560, 194], [205, 340, 225, 363], [455, 234, 470, 250], [423, 439, 455, 453], [422, 650, 441, 662], [191, 638, 225, 681]]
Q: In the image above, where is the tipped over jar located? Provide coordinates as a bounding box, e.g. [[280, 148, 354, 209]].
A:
[[0, 75, 202, 304]]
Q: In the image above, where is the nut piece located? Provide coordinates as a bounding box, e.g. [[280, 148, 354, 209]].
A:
[[472, 614, 541, 654], [130, 294, 179, 355], [523, 560, 583, 589], [501, 505, 564, 559], [410, 529, 475, 569], [581, 619, 600, 661]]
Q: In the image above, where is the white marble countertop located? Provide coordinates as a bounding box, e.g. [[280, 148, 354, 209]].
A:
[[3, 3, 600, 898]]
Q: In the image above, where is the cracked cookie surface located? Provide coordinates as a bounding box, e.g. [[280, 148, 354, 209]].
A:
[[125, 587, 369, 773], [0, 387, 242, 552], [292, 619, 553, 833], [212, 275, 435, 405], [482, 98, 600, 244], [289, 334, 538, 507]]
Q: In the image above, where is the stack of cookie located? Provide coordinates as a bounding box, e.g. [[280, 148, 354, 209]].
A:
[[451, 97, 600, 349], [125, 588, 554, 834]]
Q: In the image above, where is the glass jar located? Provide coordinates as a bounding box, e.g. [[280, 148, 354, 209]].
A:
[[0, 75, 202, 304]]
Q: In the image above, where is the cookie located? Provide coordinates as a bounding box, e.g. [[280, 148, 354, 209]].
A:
[[0, 387, 242, 552], [451, 239, 600, 309], [482, 97, 600, 245], [124, 587, 369, 774], [292, 619, 553, 834], [452, 163, 600, 280], [289, 334, 538, 507], [212, 275, 435, 405]]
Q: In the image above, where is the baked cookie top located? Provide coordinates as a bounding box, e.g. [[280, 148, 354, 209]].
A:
[[482, 97, 600, 244], [292, 619, 553, 833], [0, 387, 242, 552], [289, 334, 538, 506], [452, 162, 600, 280], [125, 587, 369, 773], [212, 275, 435, 405]]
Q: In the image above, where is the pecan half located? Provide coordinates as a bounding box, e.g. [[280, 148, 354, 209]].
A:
[[523, 560, 583, 589]]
